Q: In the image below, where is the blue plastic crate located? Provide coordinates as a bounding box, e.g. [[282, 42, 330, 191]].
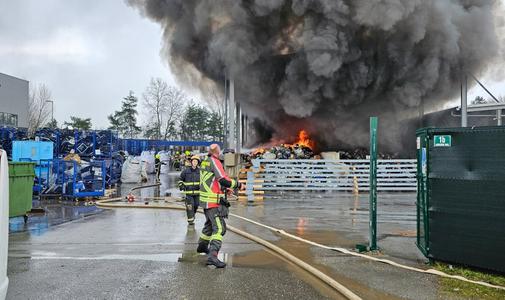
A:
[[12, 141, 54, 163]]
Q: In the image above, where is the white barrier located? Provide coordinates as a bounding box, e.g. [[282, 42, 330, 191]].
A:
[[0, 150, 9, 300], [248, 159, 417, 192]]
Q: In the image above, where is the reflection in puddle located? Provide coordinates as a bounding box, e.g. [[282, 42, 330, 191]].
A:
[[31, 253, 183, 262], [9, 202, 102, 235], [296, 218, 308, 235]]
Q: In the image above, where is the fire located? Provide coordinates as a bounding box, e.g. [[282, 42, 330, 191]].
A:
[[252, 147, 266, 156], [249, 129, 316, 159], [294, 130, 315, 150]]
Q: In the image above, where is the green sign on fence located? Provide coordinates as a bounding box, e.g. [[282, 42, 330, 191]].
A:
[[434, 135, 452, 147]]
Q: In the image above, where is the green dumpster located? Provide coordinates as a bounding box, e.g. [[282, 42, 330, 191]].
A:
[[8, 162, 35, 218]]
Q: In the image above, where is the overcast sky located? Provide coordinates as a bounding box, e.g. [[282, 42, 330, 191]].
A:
[[1, 0, 504, 129], [0, 0, 178, 128]]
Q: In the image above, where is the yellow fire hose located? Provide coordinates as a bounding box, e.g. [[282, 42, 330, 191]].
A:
[[96, 196, 505, 294]]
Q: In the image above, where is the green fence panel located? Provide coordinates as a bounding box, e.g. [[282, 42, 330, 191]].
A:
[[416, 126, 505, 272]]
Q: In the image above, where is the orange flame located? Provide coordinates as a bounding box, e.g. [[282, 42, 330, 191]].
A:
[[295, 130, 315, 150], [250, 130, 316, 156]]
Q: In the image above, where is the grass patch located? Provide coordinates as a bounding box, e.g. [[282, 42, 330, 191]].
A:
[[433, 262, 505, 299]]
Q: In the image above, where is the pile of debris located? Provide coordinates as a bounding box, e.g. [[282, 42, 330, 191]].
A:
[[247, 130, 316, 161], [244, 130, 399, 161], [339, 148, 399, 159], [246, 146, 399, 162], [251, 144, 315, 160]]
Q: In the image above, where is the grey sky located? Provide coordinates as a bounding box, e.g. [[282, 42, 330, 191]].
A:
[[0, 0, 177, 128], [1, 0, 504, 130]]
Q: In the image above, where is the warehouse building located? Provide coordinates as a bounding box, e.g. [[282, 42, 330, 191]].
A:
[[0, 72, 29, 128]]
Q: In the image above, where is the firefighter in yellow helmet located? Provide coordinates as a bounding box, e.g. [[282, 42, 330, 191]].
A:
[[178, 155, 201, 225], [184, 150, 192, 167]]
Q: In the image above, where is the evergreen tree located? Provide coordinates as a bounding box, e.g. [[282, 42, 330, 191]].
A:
[[45, 119, 58, 129], [108, 91, 142, 138], [64, 116, 92, 130], [472, 96, 486, 105], [205, 111, 223, 142], [180, 104, 208, 141]]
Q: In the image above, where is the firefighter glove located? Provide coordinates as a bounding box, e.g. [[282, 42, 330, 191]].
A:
[[218, 204, 229, 218], [220, 198, 231, 208]]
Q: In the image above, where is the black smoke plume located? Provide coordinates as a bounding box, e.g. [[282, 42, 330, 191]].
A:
[[128, 0, 504, 154]]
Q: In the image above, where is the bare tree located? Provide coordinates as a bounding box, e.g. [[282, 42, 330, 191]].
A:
[[143, 78, 186, 140], [163, 86, 186, 140], [28, 84, 52, 134], [143, 78, 168, 140]]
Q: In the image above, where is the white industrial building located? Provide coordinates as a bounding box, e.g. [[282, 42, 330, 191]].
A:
[[0, 73, 29, 128]]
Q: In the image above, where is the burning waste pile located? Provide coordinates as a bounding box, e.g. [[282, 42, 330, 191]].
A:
[[246, 130, 398, 161], [250, 130, 315, 160]]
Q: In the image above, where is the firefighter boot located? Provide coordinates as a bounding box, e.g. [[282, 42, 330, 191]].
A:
[[206, 252, 226, 268], [186, 201, 195, 225], [197, 242, 209, 254]]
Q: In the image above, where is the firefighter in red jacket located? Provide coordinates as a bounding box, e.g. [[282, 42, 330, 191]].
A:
[[196, 144, 243, 268]]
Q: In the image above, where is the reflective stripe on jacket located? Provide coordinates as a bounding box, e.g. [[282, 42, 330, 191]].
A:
[[199, 155, 237, 209], [179, 166, 200, 195]]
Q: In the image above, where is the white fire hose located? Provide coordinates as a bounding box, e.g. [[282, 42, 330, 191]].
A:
[[96, 195, 505, 298]]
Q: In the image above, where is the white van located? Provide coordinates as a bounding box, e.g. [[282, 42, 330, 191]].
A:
[[0, 149, 9, 300]]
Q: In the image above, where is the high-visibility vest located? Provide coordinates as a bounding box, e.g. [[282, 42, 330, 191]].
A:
[[199, 155, 237, 209]]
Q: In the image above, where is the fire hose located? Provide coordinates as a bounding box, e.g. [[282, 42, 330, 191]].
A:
[[96, 195, 361, 300], [96, 192, 505, 295]]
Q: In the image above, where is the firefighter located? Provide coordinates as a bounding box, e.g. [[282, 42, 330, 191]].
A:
[[173, 151, 181, 171], [155, 153, 162, 181], [178, 155, 201, 225], [196, 144, 243, 268], [184, 150, 192, 167]]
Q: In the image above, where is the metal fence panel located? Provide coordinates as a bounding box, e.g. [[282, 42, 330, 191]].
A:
[[248, 159, 417, 192]]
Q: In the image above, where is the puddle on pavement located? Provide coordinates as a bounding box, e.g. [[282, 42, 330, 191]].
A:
[[177, 251, 208, 264], [243, 237, 403, 300], [9, 175, 180, 236], [29, 253, 184, 262], [286, 228, 357, 249], [233, 248, 343, 299], [178, 234, 401, 299], [9, 201, 103, 235]]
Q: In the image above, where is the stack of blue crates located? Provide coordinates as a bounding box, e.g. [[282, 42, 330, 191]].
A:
[[0, 127, 28, 158], [12, 140, 54, 193], [34, 129, 123, 187]]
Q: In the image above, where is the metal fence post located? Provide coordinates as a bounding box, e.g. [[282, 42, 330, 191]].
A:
[[369, 117, 378, 250], [246, 170, 254, 202]]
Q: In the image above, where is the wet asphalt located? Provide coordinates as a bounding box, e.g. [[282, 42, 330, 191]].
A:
[[6, 171, 449, 299]]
